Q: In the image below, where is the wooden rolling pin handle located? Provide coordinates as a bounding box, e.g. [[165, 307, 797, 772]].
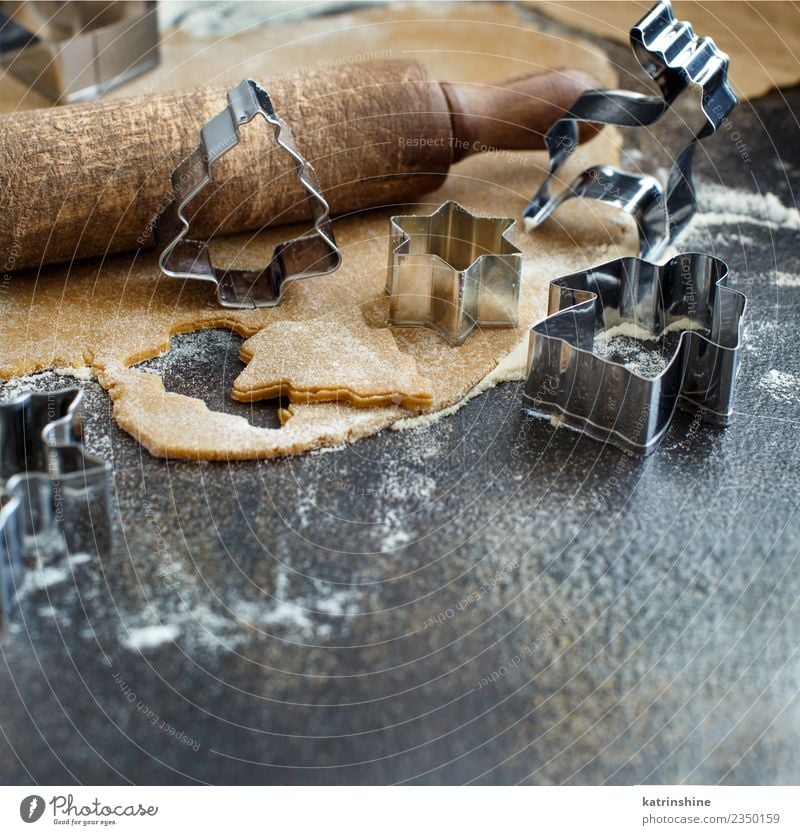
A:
[[443, 68, 601, 161]]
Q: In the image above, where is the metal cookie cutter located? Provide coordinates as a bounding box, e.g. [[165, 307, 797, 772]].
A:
[[0, 1, 159, 103], [387, 201, 522, 345], [0, 388, 112, 627], [523, 0, 738, 259], [156, 78, 341, 310], [522, 253, 746, 455]]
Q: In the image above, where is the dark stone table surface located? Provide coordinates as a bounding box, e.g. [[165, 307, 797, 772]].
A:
[[1, 17, 799, 786]]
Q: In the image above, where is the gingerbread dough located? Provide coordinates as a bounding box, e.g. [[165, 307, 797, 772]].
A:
[[0, 4, 639, 460]]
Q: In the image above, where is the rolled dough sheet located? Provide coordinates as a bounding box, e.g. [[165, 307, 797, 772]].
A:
[[2, 131, 636, 459], [530, 1, 800, 100], [0, 3, 639, 459]]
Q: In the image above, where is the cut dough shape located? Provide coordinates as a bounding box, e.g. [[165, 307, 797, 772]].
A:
[[232, 314, 433, 410]]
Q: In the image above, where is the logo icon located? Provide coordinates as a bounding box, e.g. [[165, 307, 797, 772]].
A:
[[20, 795, 45, 823]]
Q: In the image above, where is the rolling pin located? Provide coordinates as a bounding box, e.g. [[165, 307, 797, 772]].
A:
[[0, 59, 599, 272]]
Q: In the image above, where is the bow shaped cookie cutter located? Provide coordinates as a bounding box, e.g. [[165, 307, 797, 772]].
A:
[[522, 253, 746, 455], [156, 79, 341, 309], [0, 388, 112, 627], [523, 0, 738, 259]]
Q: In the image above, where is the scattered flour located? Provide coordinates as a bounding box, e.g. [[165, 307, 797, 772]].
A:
[[53, 366, 94, 380], [0, 370, 113, 460], [590, 317, 706, 377], [18, 552, 95, 593], [0, 364, 94, 396], [381, 527, 411, 551], [123, 623, 181, 651], [692, 183, 800, 232], [312, 588, 364, 617], [774, 272, 800, 288], [258, 598, 316, 634], [377, 508, 412, 552], [292, 481, 319, 530], [593, 335, 670, 377], [239, 566, 364, 638], [758, 369, 799, 404], [117, 560, 367, 653], [30, 564, 71, 590]]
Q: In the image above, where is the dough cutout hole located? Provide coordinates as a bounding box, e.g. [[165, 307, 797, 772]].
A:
[[134, 329, 287, 429]]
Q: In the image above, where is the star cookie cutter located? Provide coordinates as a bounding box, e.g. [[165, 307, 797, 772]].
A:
[[522, 253, 746, 455], [386, 201, 522, 345], [0, 388, 112, 627], [523, 0, 738, 259], [156, 78, 341, 309]]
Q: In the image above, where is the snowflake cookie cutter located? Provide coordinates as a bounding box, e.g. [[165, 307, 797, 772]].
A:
[[386, 201, 522, 346]]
